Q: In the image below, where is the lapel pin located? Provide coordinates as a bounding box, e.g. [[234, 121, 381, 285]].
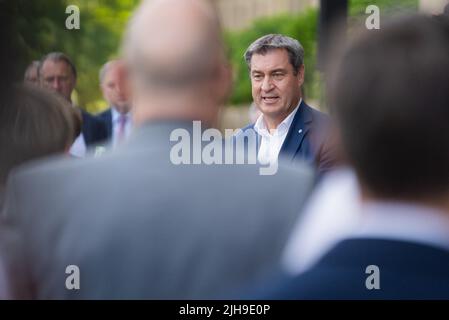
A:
[[298, 129, 303, 134]]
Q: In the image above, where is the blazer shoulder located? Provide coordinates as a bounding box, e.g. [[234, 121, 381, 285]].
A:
[[303, 103, 331, 125], [97, 108, 112, 121]]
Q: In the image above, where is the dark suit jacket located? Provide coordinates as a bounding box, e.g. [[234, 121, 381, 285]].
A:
[[243, 101, 337, 175], [80, 110, 108, 146], [97, 108, 113, 140], [262, 238, 449, 299]]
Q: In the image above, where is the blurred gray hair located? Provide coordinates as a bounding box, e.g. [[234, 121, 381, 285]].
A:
[[39, 52, 77, 79], [244, 34, 305, 75], [99, 60, 119, 85]]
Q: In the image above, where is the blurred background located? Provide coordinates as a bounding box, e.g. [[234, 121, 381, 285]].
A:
[[7, 0, 445, 129]]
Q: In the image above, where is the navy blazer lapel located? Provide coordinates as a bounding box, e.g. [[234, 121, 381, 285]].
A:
[[280, 101, 313, 162], [106, 109, 113, 138]]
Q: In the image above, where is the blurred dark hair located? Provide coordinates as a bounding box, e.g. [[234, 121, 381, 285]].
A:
[[328, 15, 449, 200], [0, 85, 77, 186]]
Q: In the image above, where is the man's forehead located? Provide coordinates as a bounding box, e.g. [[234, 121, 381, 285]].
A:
[[105, 65, 121, 79], [104, 75, 119, 86], [250, 48, 290, 71], [41, 59, 72, 74]]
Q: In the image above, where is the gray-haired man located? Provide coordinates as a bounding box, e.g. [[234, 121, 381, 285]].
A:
[[242, 34, 338, 176], [97, 60, 133, 146], [39, 52, 108, 156]]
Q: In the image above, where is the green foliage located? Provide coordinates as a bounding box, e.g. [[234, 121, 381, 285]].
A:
[[224, 0, 419, 106], [348, 0, 418, 30], [15, 0, 139, 113], [13, 0, 418, 110], [224, 8, 319, 105]]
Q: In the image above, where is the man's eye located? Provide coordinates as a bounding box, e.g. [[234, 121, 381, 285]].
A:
[[252, 74, 262, 81], [273, 73, 284, 80]]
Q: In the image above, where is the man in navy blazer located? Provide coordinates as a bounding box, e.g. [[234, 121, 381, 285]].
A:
[[39, 52, 107, 156], [242, 34, 337, 176], [97, 60, 132, 145], [259, 15, 449, 299], [80, 110, 108, 146]]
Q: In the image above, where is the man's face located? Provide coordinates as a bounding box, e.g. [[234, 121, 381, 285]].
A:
[[40, 60, 76, 102], [250, 48, 304, 125], [101, 64, 131, 114]]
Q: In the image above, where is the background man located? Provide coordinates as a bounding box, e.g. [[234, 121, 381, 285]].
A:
[[97, 60, 132, 146], [39, 52, 107, 156], [243, 34, 337, 176]]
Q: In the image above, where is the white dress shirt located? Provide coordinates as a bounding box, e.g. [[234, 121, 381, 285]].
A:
[[69, 103, 87, 158], [111, 108, 132, 147], [254, 99, 301, 165], [282, 168, 360, 275], [69, 133, 86, 158], [353, 201, 449, 252]]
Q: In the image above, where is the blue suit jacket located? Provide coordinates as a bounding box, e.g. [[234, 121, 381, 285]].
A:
[[261, 238, 449, 299], [80, 110, 108, 146], [242, 101, 336, 175], [97, 108, 113, 140]]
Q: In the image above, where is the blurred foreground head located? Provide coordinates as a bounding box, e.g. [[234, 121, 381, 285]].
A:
[[123, 0, 231, 127], [0, 85, 77, 187], [328, 15, 449, 203]]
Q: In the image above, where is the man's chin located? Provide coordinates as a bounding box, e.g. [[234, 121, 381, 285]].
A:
[[259, 105, 281, 117], [115, 103, 131, 114]]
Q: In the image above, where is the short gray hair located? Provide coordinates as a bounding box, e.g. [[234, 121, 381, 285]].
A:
[[99, 60, 120, 85], [39, 52, 77, 79], [244, 34, 305, 75]]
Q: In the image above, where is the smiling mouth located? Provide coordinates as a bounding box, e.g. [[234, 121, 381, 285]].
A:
[[262, 96, 279, 103]]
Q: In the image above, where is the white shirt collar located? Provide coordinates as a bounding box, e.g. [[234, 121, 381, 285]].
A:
[[254, 98, 302, 138], [353, 200, 449, 251]]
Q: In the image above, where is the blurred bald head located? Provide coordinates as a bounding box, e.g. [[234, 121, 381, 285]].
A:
[[123, 0, 230, 126]]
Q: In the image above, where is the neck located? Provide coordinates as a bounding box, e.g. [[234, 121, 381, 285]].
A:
[[133, 97, 218, 129], [264, 117, 282, 131], [113, 107, 129, 115]]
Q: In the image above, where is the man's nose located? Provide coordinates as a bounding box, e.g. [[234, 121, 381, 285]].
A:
[[261, 76, 273, 92], [51, 78, 61, 90], [116, 84, 124, 97]]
